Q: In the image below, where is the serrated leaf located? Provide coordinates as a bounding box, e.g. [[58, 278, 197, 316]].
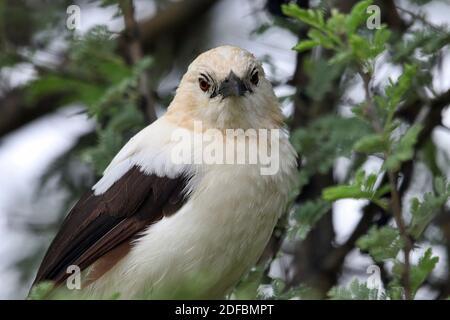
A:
[[290, 199, 331, 240], [434, 177, 446, 194], [420, 139, 442, 176], [291, 116, 371, 179], [354, 133, 387, 153], [349, 34, 373, 60], [385, 64, 417, 112], [293, 39, 319, 52], [409, 178, 450, 238], [357, 226, 403, 262], [308, 29, 335, 49], [329, 51, 352, 65], [392, 248, 439, 298], [282, 4, 325, 31], [304, 58, 343, 100], [384, 124, 422, 171], [345, 0, 373, 34], [328, 279, 380, 300], [326, 9, 347, 35], [410, 248, 439, 296], [372, 27, 391, 55]]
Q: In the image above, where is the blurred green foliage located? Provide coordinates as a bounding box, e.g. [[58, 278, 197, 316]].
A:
[[282, 0, 450, 300], [29, 26, 149, 175]]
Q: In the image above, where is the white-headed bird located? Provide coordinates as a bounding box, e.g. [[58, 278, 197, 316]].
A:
[[32, 45, 297, 299]]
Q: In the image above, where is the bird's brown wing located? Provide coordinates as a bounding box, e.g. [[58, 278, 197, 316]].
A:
[[33, 165, 190, 286]]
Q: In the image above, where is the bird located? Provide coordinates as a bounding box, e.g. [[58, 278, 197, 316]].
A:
[[31, 45, 297, 299]]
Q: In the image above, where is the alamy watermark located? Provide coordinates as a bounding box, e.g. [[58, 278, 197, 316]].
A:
[[366, 265, 382, 295], [66, 5, 81, 30], [66, 264, 81, 290], [170, 121, 281, 175], [366, 5, 381, 30]]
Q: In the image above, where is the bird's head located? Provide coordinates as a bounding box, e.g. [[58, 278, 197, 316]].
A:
[[166, 46, 283, 130]]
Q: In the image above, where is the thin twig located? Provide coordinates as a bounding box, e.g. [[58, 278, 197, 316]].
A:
[[387, 170, 412, 300], [119, 0, 157, 123], [359, 69, 413, 300], [396, 6, 446, 33], [359, 71, 383, 133]]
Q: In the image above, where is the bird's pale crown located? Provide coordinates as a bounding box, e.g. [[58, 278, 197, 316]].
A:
[[166, 45, 284, 130]]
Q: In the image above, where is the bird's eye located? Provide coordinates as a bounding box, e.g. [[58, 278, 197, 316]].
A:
[[199, 78, 210, 92], [250, 71, 259, 86]]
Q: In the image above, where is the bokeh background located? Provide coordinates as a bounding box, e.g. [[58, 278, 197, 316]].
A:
[[0, 0, 449, 299]]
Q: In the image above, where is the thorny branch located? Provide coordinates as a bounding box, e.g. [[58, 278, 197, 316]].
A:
[[359, 69, 413, 300], [0, 0, 220, 137]]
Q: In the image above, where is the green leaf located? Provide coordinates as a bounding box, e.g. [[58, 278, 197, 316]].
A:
[[304, 58, 343, 100], [133, 56, 153, 74], [308, 29, 335, 49], [349, 34, 373, 60], [328, 279, 380, 300], [291, 116, 371, 180], [420, 139, 442, 176], [386, 282, 404, 300], [353, 133, 387, 153], [392, 248, 439, 298], [410, 248, 439, 296], [329, 51, 353, 65], [409, 178, 450, 238], [384, 124, 422, 171], [326, 9, 347, 35], [232, 266, 264, 300], [385, 64, 417, 112], [372, 27, 391, 55], [28, 281, 54, 300], [262, 278, 311, 300], [289, 199, 331, 240], [322, 170, 389, 208], [322, 185, 368, 201], [434, 176, 446, 194], [82, 127, 124, 175], [282, 5, 325, 31], [293, 39, 319, 52], [356, 226, 403, 262], [345, 0, 373, 34], [108, 292, 121, 300]]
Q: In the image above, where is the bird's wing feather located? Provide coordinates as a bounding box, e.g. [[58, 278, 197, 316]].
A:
[[33, 118, 194, 286], [33, 117, 195, 288], [33, 165, 190, 286]]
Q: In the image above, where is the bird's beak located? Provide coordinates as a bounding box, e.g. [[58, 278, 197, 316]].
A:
[[217, 71, 248, 98]]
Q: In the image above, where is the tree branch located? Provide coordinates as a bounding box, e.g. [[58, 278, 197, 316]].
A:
[[119, 0, 156, 123], [0, 89, 67, 137], [0, 0, 219, 137], [117, 0, 218, 56], [359, 68, 413, 300]]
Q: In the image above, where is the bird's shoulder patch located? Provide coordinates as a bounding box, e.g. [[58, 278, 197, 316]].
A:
[[32, 165, 191, 288]]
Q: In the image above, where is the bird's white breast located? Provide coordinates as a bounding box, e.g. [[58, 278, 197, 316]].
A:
[[87, 118, 297, 299]]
